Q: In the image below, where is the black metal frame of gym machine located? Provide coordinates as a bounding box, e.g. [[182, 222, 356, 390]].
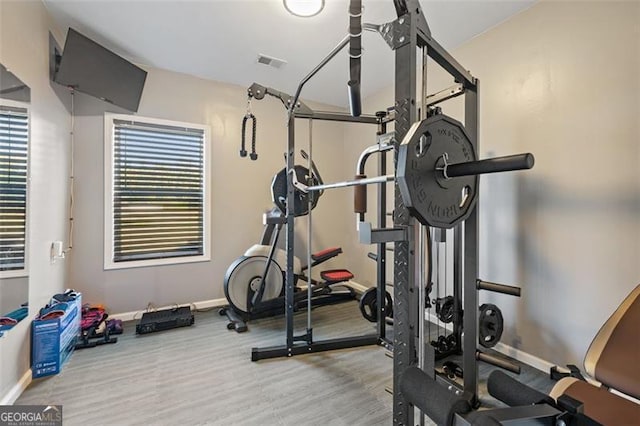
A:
[[384, 1, 480, 422], [247, 76, 394, 361], [249, 0, 529, 418], [247, 0, 489, 404], [247, 3, 594, 425], [385, 2, 533, 423]]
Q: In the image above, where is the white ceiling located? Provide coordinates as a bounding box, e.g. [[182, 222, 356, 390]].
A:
[[42, 0, 536, 107]]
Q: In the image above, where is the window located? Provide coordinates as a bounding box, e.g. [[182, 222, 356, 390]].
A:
[[0, 105, 28, 277], [104, 114, 210, 269]]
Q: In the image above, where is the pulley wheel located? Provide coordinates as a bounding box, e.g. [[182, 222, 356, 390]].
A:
[[224, 255, 283, 314], [359, 288, 393, 322]]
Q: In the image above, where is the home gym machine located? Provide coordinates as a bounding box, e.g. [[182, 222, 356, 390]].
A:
[[336, 2, 600, 425], [234, 1, 597, 423], [236, 76, 395, 358]]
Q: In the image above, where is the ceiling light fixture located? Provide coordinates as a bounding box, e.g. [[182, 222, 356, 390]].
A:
[[283, 0, 325, 18]]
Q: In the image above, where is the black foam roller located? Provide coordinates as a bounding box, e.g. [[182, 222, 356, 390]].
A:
[[487, 370, 553, 407], [400, 367, 472, 426]]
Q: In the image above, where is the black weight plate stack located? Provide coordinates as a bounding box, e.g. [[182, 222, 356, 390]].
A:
[[271, 165, 320, 217], [479, 303, 504, 348], [397, 114, 478, 229]]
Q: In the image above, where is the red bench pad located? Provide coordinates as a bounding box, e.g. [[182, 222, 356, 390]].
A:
[[320, 269, 354, 283]]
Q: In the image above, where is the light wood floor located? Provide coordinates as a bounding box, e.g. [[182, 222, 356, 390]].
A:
[[16, 301, 555, 425]]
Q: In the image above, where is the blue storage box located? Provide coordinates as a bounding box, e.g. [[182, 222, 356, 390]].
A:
[[31, 294, 81, 378]]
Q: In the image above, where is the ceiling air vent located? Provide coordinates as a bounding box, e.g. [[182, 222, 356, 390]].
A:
[[256, 54, 287, 69]]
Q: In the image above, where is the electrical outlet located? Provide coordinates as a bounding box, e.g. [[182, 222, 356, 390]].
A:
[[50, 241, 65, 263]]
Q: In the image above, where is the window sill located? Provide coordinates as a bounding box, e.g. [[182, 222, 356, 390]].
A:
[[103, 254, 210, 271], [0, 270, 28, 279]]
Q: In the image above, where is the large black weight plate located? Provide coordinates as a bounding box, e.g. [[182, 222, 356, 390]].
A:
[[359, 287, 393, 322], [397, 114, 478, 228], [479, 303, 504, 348], [271, 165, 320, 217]]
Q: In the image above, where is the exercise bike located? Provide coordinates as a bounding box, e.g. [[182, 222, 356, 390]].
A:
[[220, 153, 357, 332]]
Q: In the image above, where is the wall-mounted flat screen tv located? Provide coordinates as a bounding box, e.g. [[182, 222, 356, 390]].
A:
[[54, 28, 147, 112]]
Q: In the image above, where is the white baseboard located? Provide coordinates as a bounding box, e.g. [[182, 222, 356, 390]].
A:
[[0, 369, 32, 405], [110, 282, 370, 323], [493, 342, 554, 374], [109, 289, 556, 377], [110, 298, 227, 322], [346, 280, 369, 294]]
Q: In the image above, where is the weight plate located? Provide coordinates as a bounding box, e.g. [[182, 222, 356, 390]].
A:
[[359, 288, 393, 323], [397, 114, 478, 228], [271, 165, 320, 217], [479, 303, 504, 348], [435, 295, 455, 323], [224, 255, 283, 314]]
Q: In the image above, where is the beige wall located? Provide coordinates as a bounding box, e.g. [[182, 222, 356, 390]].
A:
[[0, 0, 70, 401], [68, 67, 351, 314], [345, 0, 640, 366]]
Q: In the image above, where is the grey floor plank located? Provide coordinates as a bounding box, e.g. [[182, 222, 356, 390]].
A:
[[16, 301, 555, 425]]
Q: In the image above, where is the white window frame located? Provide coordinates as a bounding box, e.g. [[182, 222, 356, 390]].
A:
[[104, 113, 211, 270], [0, 100, 29, 279]]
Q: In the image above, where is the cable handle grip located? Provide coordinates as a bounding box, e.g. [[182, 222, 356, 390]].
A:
[[447, 153, 535, 178], [240, 115, 249, 157], [240, 114, 257, 160]]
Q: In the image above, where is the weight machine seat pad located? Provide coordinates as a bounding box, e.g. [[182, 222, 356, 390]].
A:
[[549, 378, 640, 425], [320, 269, 354, 284], [584, 283, 640, 399], [311, 247, 342, 263]]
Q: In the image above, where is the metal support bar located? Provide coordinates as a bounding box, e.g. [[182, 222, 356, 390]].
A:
[[392, 6, 419, 424], [423, 35, 476, 88], [426, 83, 465, 107], [285, 115, 296, 353], [251, 335, 379, 361], [477, 351, 521, 374], [295, 110, 379, 124], [289, 34, 350, 121], [377, 116, 389, 342], [477, 280, 521, 297], [453, 405, 562, 426], [306, 174, 393, 192], [359, 222, 407, 244], [462, 85, 480, 402], [248, 82, 314, 115]]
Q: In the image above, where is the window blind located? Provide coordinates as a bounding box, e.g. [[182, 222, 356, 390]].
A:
[[112, 119, 205, 263], [0, 107, 28, 272]]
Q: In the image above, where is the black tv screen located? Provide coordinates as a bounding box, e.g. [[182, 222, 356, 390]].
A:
[[54, 28, 147, 112]]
